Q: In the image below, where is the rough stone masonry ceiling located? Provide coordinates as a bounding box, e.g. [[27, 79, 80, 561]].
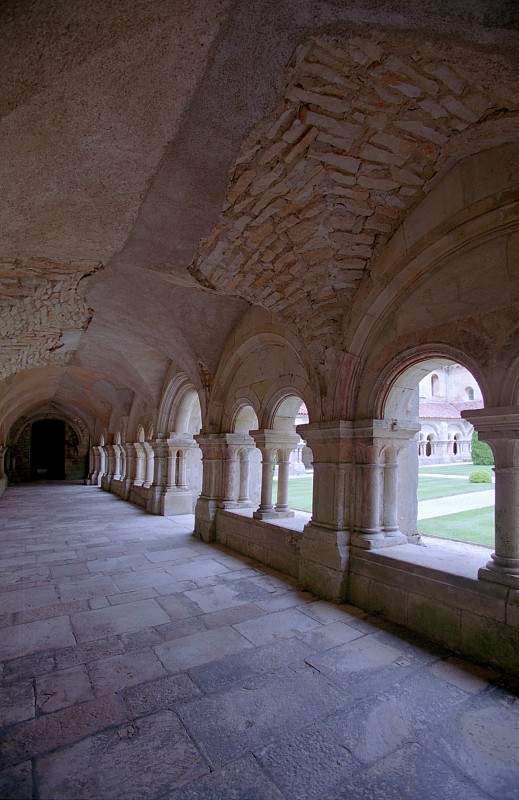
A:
[[191, 34, 519, 347], [0, 258, 100, 381]]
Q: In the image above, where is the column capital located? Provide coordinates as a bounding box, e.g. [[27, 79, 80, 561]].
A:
[[462, 406, 519, 438], [250, 429, 300, 452], [463, 406, 519, 466], [166, 433, 198, 450]]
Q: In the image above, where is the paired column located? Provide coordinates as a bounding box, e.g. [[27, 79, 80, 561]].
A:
[[352, 420, 418, 549], [463, 407, 519, 588], [251, 431, 299, 520], [160, 435, 197, 515]]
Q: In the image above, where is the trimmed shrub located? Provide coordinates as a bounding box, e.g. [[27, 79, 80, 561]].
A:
[[469, 469, 492, 484], [471, 431, 494, 465]]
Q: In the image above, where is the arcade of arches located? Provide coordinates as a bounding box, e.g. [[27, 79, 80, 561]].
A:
[[1, 4, 519, 797]]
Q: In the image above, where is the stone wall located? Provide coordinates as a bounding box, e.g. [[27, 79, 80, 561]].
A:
[[216, 510, 301, 579], [348, 548, 519, 675]]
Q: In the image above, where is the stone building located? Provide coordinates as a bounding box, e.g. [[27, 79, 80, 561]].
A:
[[1, 2, 519, 798], [418, 364, 483, 463]]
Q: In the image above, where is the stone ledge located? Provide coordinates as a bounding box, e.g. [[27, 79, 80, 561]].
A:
[[216, 509, 303, 579]]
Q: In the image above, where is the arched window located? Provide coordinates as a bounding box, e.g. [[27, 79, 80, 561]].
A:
[[465, 386, 474, 401], [426, 434, 434, 457], [431, 374, 440, 397]]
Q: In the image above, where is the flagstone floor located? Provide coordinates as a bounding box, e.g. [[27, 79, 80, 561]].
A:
[[0, 483, 518, 800]]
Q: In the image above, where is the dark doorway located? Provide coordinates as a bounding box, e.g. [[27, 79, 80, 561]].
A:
[[30, 420, 65, 480]]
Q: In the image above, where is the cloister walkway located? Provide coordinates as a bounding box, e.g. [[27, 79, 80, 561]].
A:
[[0, 483, 517, 800]]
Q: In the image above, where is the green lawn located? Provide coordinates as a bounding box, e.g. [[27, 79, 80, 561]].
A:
[[419, 463, 493, 478], [417, 476, 493, 501], [418, 507, 494, 548], [275, 471, 495, 547], [273, 476, 313, 513]]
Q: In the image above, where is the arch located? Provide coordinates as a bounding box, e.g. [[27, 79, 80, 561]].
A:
[[369, 344, 489, 423], [431, 374, 440, 397], [465, 386, 475, 401], [210, 312, 320, 433], [232, 403, 259, 434], [262, 387, 312, 432], [7, 403, 91, 483], [157, 372, 202, 436]]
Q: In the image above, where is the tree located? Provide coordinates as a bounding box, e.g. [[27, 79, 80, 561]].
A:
[[471, 431, 494, 465]]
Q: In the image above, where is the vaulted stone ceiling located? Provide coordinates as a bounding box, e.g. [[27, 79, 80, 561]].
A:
[[190, 34, 519, 347], [1, 0, 518, 429]]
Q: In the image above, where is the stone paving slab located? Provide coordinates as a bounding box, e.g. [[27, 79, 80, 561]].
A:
[[0, 616, 76, 661], [0, 682, 35, 727], [168, 754, 284, 800], [0, 484, 517, 800], [70, 599, 170, 642], [36, 710, 208, 800], [36, 665, 93, 713], [177, 669, 349, 768], [0, 761, 33, 800], [155, 626, 253, 672]]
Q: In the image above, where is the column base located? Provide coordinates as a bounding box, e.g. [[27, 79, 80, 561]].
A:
[[479, 563, 519, 589], [253, 508, 295, 520], [161, 488, 193, 516], [299, 522, 349, 601], [194, 497, 219, 542], [351, 530, 407, 549]]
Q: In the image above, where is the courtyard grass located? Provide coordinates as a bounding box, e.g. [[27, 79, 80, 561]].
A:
[[419, 463, 493, 478], [417, 476, 494, 501], [272, 474, 313, 513], [276, 470, 495, 547], [418, 507, 494, 548]]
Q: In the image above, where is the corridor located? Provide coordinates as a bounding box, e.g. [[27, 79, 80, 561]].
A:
[[0, 484, 518, 800]]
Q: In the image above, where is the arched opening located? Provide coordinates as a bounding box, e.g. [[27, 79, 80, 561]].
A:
[[267, 395, 313, 517], [466, 386, 475, 401], [231, 404, 261, 509], [384, 357, 493, 549], [8, 411, 89, 484], [30, 419, 65, 480]]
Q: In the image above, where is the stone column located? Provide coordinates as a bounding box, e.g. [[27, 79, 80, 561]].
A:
[[296, 421, 353, 600], [101, 444, 116, 491], [221, 446, 240, 509], [382, 444, 406, 539], [122, 443, 136, 499], [133, 443, 145, 487], [194, 433, 227, 542], [463, 407, 519, 588], [143, 443, 154, 488], [0, 445, 7, 496], [160, 436, 196, 515], [88, 447, 101, 485], [238, 448, 252, 505], [176, 448, 189, 489], [352, 420, 418, 549], [275, 449, 292, 513], [113, 444, 122, 481], [146, 438, 168, 515], [251, 431, 299, 519]]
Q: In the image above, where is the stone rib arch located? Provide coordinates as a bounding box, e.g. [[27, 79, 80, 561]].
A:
[[228, 398, 261, 433], [156, 373, 203, 437], [209, 323, 319, 432], [365, 344, 489, 423]]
